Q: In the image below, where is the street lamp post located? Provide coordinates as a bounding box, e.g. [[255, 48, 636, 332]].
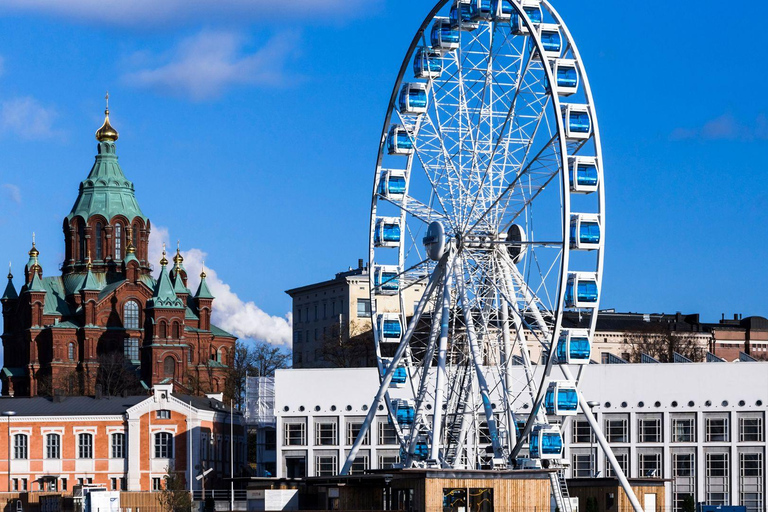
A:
[[586, 401, 599, 478], [2, 411, 16, 492]]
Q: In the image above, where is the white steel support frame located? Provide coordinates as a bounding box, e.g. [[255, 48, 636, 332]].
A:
[[350, 1, 642, 511]]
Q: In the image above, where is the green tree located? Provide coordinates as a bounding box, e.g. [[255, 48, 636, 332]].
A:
[[157, 466, 191, 512], [681, 494, 696, 512]]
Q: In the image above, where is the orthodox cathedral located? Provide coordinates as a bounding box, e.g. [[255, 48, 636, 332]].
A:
[[0, 102, 236, 397]]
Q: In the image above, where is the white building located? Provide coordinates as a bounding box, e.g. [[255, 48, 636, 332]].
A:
[[265, 363, 767, 512]]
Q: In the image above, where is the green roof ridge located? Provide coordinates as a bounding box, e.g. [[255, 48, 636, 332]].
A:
[[150, 264, 184, 309], [2, 272, 17, 300], [80, 266, 100, 292], [66, 141, 147, 223], [28, 271, 45, 292], [195, 272, 214, 299], [172, 269, 190, 296]]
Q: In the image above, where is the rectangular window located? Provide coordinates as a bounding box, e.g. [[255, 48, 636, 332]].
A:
[[46, 434, 61, 459], [378, 421, 398, 445], [296, 308, 301, 323], [706, 452, 730, 505], [469, 489, 493, 512], [284, 422, 306, 446], [349, 453, 369, 475], [739, 452, 764, 512], [706, 417, 729, 442], [378, 454, 400, 469], [572, 452, 594, 478], [356, 299, 372, 318], [638, 415, 662, 443], [111, 478, 118, 491], [444, 488, 468, 512], [152, 477, 162, 491], [111, 433, 125, 458], [315, 422, 337, 446], [315, 455, 337, 476], [124, 337, 139, 361], [572, 419, 594, 444], [346, 421, 370, 446], [739, 417, 763, 442], [606, 451, 629, 478], [154, 432, 173, 458], [673, 453, 695, 477], [605, 418, 628, 443], [13, 434, 28, 459], [672, 417, 696, 443], [156, 410, 171, 419], [11, 479, 17, 492], [78, 433, 93, 459], [638, 452, 662, 477], [61, 478, 67, 491]]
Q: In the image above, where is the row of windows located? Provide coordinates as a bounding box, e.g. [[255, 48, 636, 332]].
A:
[[78, 221, 138, 261], [11, 432, 173, 460], [313, 453, 400, 477], [570, 450, 763, 480], [570, 415, 764, 444], [295, 300, 346, 324], [284, 420, 397, 447], [294, 325, 341, 345]]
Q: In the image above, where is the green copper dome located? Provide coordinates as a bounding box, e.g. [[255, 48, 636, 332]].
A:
[[66, 138, 147, 224]]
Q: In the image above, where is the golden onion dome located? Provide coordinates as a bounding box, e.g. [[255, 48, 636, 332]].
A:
[[29, 242, 39, 258], [96, 108, 119, 142], [95, 93, 118, 142], [173, 241, 184, 265], [160, 244, 168, 266]]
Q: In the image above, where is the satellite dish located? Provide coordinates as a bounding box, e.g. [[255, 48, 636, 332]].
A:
[[423, 221, 446, 261]]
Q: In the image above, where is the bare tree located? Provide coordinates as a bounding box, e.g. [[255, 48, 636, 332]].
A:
[[623, 330, 705, 363], [96, 352, 143, 396], [225, 340, 291, 410], [320, 319, 375, 368]]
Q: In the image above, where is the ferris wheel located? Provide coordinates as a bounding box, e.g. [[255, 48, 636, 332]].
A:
[[343, 1, 642, 510]]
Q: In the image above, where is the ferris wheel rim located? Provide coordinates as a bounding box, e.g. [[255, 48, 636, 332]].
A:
[[364, 0, 605, 470]]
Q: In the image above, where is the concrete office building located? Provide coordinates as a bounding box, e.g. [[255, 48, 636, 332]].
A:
[[257, 362, 766, 512]]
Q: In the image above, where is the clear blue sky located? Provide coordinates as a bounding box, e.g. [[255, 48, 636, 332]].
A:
[[0, 0, 767, 337]]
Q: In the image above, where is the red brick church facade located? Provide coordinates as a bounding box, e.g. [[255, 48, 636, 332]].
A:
[[0, 106, 235, 397]]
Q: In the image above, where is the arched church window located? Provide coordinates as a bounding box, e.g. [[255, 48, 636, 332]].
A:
[[187, 345, 193, 363], [159, 321, 167, 339], [68, 343, 75, 361], [124, 301, 140, 329], [78, 223, 86, 261], [115, 223, 122, 259], [95, 223, 103, 260], [172, 322, 181, 339], [163, 356, 175, 377], [132, 226, 139, 253]]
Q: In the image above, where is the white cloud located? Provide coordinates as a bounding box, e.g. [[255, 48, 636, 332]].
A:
[[671, 113, 768, 141], [0, 97, 59, 139], [123, 31, 298, 101], [0, 0, 374, 28], [149, 226, 292, 347], [2, 184, 21, 204]]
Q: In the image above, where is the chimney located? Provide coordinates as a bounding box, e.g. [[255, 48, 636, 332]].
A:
[[734, 314, 739, 321], [358, 258, 364, 269]]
